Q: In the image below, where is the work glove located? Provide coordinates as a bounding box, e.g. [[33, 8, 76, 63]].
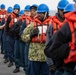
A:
[[30, 27, 39, 39], [49, 64, 56, 74]]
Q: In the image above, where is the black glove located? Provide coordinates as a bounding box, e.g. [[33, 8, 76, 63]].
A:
[[49, 64, 56, 74], [30, 27, 39, 39], [17, 19, 22, 26]]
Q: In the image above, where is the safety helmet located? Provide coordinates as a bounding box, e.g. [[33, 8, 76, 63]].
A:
[[37, 4, 49, 12], [64, 3, 74, 12], [19, 10, 24, 16], [73, 0, 76, 2], [7, 7, 13, 13], [24, 5, 30, 11], [13, 4, 20, 10], [1, 4, 5, 9], [57, 0, 69, 10], [30, 4, 38, 10]]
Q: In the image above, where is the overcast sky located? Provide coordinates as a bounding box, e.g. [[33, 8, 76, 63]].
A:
[[1, 0, 74, 10]]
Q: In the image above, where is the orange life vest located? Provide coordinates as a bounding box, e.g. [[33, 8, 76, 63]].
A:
[[63, 12, 76, 63], [0, 10, 7, 22], [9, 12, 19, 28], [19, 14, 26, 22], [64, 21, 76, 63], [52, 16, 64, 33], [31, 16, 52, 43], [25, 16, 37, 26]]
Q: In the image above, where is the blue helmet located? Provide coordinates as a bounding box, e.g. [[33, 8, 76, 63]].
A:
[[13, 4, 20, 10], [24, 5, 30, 11], [64, 3, 74, 12], [57, 0, 69, 10], [37, 4, 49, 12], [7, 7, 13, 13], [1, 4, 5, 9], [19, 10, 24, 16], [73, 0, 76, 2]]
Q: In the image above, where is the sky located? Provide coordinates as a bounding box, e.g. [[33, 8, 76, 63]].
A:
[[1, 0, 74, 10]]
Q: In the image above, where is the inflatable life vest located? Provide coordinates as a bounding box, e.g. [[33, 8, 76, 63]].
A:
[[9, 12, 19, 28], [0, 10, 7, 22], [24, 16, 37, 26], [20, 14, 26, 22], [31, 16, 52, 43], [52, 16, 64, 33], [64, 21, 76, 63]]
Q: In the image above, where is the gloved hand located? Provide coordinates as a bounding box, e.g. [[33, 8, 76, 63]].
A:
[[49, 64, 56, 74], [16, 19, 22, 26], [30, 27, 39, 39]]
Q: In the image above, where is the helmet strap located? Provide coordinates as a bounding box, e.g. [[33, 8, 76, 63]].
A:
[[43, 12, 47, 20]]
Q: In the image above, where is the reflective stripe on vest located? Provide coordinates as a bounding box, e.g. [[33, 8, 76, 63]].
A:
[[0, 10, 7, 22], [31, 17, 52, 43]]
